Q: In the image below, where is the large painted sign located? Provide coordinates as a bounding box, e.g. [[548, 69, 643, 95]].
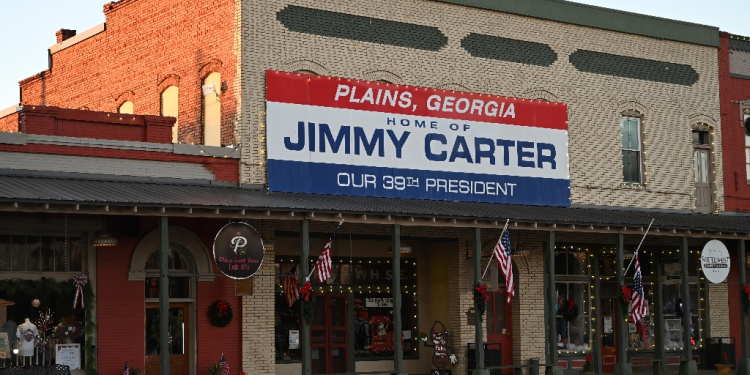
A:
[[701, 240, 730, 284], [266, 70, 570, 206]]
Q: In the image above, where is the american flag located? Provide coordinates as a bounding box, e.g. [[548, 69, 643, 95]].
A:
[[493, 228, 514, 303], [220, 354, 230, 375], [315, 222, 343, 283], [630, 254, 648, 323], [283, 266, 299, 307], [123, 361, 129, 375]]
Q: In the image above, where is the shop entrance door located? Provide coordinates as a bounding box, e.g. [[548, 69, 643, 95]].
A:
[[600, 298, 618, 372], [487, 288, 513, 374], [145, 303, 190, 375], [311, 293, 348, 374]]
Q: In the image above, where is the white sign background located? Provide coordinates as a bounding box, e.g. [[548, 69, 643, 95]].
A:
[[701, 240, 730, 284]]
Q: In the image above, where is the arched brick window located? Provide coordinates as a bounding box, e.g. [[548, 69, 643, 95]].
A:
[[202, 72, 221, 146], [118, 101, 133, 114], [161, 86, 179, 143]]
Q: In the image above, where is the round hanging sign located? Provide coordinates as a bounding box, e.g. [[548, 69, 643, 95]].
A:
[[700, 239, 730, 284], [213, 222, 264, 279]]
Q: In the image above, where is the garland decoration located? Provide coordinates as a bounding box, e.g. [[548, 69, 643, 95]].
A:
[[208, 300, 233, 327], [473, 283, 490, 316], [742, 285, 750, 314], [73, 274, 88, 309], [561, 299, 579, 321], [299, 282, 315, 324]]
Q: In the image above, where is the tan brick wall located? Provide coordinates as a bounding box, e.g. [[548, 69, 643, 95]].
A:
[[242, 246, 276, 375], [709, 283, 730, 337], [240, 0, 722, 211]]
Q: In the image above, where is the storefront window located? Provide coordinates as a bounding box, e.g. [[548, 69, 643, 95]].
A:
[[275, 257, 418, 363], [144, 247, 191, 299], [555, 282, 591, 352], [662, 282, 700, 348], [625, 284, 655, 349], [0, 235, 83, 272], [555, 246, 589, 276]]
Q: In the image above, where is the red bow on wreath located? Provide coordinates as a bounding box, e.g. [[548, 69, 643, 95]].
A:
[[621, 286, 632, 304], [299, 282, 313, 302], [474, 283, 490, 303], [568, 300, 575, 309], [216, 301, 229, 316], [73, 274, 88, 309]]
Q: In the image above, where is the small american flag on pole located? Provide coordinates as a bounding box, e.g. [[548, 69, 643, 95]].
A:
[[123, 361, 129, 375], [493, 228, 514, 303], [220, 354, 230, 375], [314, 221, 343, 283], [283, 266, 299, 307], [630, 254, 648, 323], [494, 229, 515, 303]]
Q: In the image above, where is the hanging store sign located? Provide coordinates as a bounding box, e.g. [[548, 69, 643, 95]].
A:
[[265, 70, 571, 206], [701, 240, 730, 284], [213, 222, 265, 279]]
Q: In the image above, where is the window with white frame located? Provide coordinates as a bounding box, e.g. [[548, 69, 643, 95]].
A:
[[621, 117, 642, 183]]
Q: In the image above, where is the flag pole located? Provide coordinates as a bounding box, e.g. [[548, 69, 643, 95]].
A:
[[624, 218, 655, 275], [481, 219, 510, 280], [305, 219, 344, 282]]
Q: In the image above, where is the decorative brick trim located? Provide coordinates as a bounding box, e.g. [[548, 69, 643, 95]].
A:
[[569, 50, 699, 86], [522, 88, 559, 102], [115, 90, 135, 110], [199, 60, 224, 80], [276, 5, 448, 51], [437, 82, 471, 92], [158, 74, 181, 93], [461, 33, 557, 67], [362, 70, 403, 84], [284, 59, 329, 76]]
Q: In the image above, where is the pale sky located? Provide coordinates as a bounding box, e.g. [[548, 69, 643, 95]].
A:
[[0, 0, 747, 109]]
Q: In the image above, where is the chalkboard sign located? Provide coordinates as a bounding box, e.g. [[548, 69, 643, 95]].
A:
[[56, 344, 81, 370]]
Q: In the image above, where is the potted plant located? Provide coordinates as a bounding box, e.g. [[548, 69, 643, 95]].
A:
[[580, 355, 594, 375], [715, 353, 732, 375], [54, 315, 83, 343]]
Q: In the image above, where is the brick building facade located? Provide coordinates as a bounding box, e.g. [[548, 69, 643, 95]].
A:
[[2, 1, 750, 375]]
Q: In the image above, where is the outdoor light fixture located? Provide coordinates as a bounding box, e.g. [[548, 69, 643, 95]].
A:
[[263, 243, 275, 251], [513, 249, 531, 257], [91, 232, 118, 247], [31, 299, 40, 308], [623, 250, 635, 260]]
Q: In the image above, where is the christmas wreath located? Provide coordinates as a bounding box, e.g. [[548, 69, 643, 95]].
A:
[[561, 299, 579, 321], [299, 282, 315, 324], [208, 300, 233, 327], [742, 285, 750, 314], [473, 283, 490, 316]]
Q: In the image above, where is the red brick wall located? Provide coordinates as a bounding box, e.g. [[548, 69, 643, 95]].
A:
[[19, 0, 237, 146], [97, 217, 242, 375], [0, 113, 18, 132], [719, 32, 750, 212]]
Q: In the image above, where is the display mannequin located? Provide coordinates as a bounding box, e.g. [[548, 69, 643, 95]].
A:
[[16, 318, 37, 359]]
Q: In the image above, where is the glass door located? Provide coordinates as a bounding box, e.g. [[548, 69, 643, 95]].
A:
[[600, 298, 617, 373], [487, 289, 513, 374], [311, 293, 348, 374], [145, 303, 189, 375]]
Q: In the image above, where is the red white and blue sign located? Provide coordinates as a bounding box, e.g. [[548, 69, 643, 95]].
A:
[[266, 70, 570, 206]]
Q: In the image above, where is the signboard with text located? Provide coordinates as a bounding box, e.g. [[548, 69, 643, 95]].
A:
[[213, 222, 265, 279], [266, 70, 570, 206], [701, 240, 730, 284]]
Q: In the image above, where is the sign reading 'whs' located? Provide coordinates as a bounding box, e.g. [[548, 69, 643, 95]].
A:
[[266, 70, 570, 206]]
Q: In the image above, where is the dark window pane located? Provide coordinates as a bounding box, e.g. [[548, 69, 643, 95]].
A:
[[623, 150, 640, 183], [54, 237, 67, 272], [11, 236, 24, 271], [554, 251, 567, 274], [40, 236, 54, 272], [25, 236, 41, 271], [69, 238, 83, 272], [0, 235, 10, 271], [144, 277, 189, 299]]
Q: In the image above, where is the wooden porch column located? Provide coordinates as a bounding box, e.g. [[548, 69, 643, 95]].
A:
[[392, 223, 405, 375], [614, 233, 632, 375], [740, 239, 750, 375], [159, 217, 170, 375], [545, 231, 563, 375], [473, 227, 489, 375]]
